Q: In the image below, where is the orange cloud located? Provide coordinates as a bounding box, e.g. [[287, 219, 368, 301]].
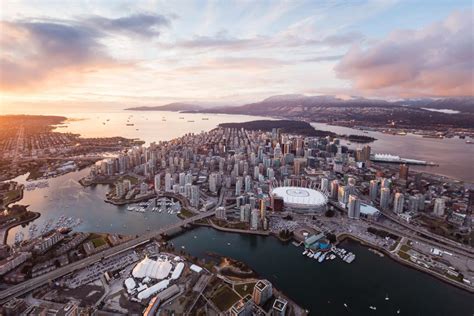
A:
[[335, 11, 474, 98], [0, 13, 169, 92]]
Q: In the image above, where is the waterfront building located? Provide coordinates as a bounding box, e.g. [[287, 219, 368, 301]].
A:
[[393, 192, 405, 214], [115, 181, 125, 198], [154, 174, 161, 193], [348, 195, 361, 219], [272, 298, 288, 316], [380, 188, 391, 210], [0, 252, 32, 275], [250, 209, 259, 230], [433, 198, 446, 216], [33, 232, 64, 254], [259, 198, 267, 220], [230, 296, 253, 316], [215, 206, 227, 220], [240, 204, 251, 223], [252, 279, 273, 306]]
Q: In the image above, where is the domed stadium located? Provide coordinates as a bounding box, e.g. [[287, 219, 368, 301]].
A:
[[271, 186, 328, 212]]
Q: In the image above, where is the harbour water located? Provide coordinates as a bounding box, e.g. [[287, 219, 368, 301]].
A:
[[171, 227, 474, 315]]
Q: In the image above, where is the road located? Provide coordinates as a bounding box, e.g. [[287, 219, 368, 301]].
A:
[[329, 201, 474, 259], [379, 209, 474, 255], [0, 209, 216, 304]]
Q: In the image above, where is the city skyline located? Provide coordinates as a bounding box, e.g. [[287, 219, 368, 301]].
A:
[[1, 0, 473, 113]]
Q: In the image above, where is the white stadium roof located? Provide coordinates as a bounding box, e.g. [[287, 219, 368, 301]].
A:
[[132, 256, 172, 280], [171, 262, 184, 280], [272, 186, 328, 208], [137, 279, 170, 300]]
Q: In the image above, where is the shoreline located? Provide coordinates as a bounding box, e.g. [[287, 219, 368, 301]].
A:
[[1, 211, 41, 244], [336, 233, 474, 293]]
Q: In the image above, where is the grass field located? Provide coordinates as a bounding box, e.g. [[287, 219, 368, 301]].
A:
[[91, 237, 107, 248], [211, 285, 241, 312], [234, 282, 256, 297]]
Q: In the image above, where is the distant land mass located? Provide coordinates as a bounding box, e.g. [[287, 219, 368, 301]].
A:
[[125, 102, 203, 112], [218, 120, 376, 143], [126, 95, 474, 131]]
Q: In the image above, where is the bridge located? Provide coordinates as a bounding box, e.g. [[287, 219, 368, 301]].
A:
[[0, 209, 216, 304]]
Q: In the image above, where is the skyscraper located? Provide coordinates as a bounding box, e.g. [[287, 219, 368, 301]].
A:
[[338, 186, 349, 206], [381, 178, 391, 189], [190, 185, 199, 207], [209, 172, 218, 193], [369, 180, 379, 201], [433, 198, 445, 216], [408, 195, 420, 212], [165, 173, 172, 192], [348, 195, 361, 219], [330, 180, 339, 200], [380, 188, 391, 209], [393, 192, 404, 213], [235, 177, 242, 196], [154, 174, 161, 193], [320, 177, 329, 192], [252, 280, 273, 306], [250, 209, 259, 230], [399, 164, 409, 180]]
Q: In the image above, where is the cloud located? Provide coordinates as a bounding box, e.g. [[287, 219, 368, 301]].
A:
[[85, 13, 170, 37], [0, 13, 169, 91], [303, 55, 344, 63], [175, 57, 288, 73], [335, 10, 474, 97], [169, 30, 363, 51]]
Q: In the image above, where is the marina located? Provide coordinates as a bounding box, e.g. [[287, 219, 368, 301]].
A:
[[25, 181, 49, 191], [302, 246, 355, 264]]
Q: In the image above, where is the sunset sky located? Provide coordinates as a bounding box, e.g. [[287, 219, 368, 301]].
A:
[[0, 0, 473, 112]]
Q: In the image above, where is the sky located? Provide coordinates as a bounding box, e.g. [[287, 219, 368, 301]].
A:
[[0, 0, 473, 112]]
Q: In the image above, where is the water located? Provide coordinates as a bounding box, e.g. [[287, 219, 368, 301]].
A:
[[7, 170, 181, 244], [311, 122, 474, 183], [9, 109, 273, 145], [171, 227, 474, 316]]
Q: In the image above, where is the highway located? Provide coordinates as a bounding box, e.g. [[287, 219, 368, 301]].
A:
[[379, 209, 474, 255], [0, 209, 216, 304], [329, 201, 474, 259]]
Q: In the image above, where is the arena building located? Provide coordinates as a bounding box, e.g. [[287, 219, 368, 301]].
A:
[[271, 186, 328, 212]]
